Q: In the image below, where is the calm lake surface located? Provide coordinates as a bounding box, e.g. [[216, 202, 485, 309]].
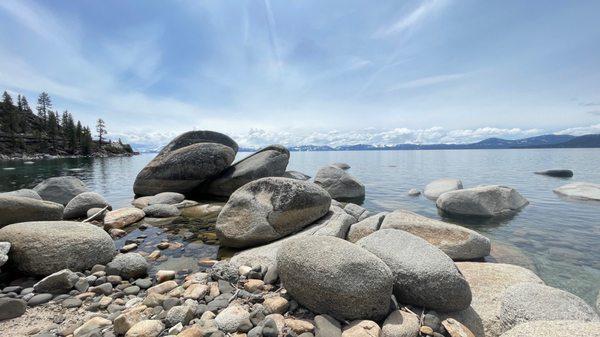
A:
[[1, 149, 599, 304]]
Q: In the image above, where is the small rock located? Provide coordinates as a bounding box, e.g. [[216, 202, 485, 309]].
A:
[[27, 293, 53, 306], [125, 319, 165, 337], [183, 283, 209, 300], [62, 297, 83, 308], [342, 320, 381, 337], [244, 279, 265, 293], [215, 305, 253, 333], [106, 253, 149, 279], [381, 310, 420, 337], [121, 243, 138, 253], [263, 296, 289, 314], [0, 297, 27, 320], [156, 270, 177, 283], [314, 314, 341, 337], [73, 316, 112, 337], [285, 318, 315, 334], [166, 305, 195, 327], [442, 318, 475, 337], [147, 280, 178, 294], [33, 269, 79, 294]]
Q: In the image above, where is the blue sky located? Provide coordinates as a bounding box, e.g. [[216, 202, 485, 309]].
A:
[[1, 0, 599, 148]]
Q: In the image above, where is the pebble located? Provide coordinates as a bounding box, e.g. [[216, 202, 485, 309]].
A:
[[135, 278, 153, 289], [244, 279, 265, 293], [61, 297, 83, 308], [124, 319, 165, 337], [156, 270, 176, 283], [263, 296, 289, 314], [420, 325, 434, 335], [121, 243, 138, 252], [124, 285, 141, 295], [28, 293, 53, 306]]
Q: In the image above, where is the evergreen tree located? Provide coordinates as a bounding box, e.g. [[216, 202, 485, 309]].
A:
[[2, 91, 13, 107], [96, 118, 107, 145], [81, 126, 93, 155], [36, 92, 52, 128], [20, 96, 32, 113]]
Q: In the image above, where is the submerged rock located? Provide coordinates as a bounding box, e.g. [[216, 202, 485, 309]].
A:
[[357, 229, 472, 312], [436, 185, 528, 217], [204, 145, 290, 197], [147, 192, 185, 205], [133, 131, 238, 196], [499, 320, 600, 337], [314, 165, 365, 201], [407, 189, 421, 196], [0, 189, 41, 200], [216, 177, 331, 248], [553, 182, 600, 201], [277, 236, 393, 321], [424, 178, 463, 200], [104, 207, 145, 229], [143, 204, 181, 218], [63, 192, 111, 219], [379, 210, 491, 260], [499, 283, 599, 333], [0, 221, 115, 276], [33, 176, 88, 205], [0, 195, 64, 227], [534, 169, 573, 178]]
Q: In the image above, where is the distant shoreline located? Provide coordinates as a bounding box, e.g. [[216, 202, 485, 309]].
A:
[[0, 152, 138, 162]]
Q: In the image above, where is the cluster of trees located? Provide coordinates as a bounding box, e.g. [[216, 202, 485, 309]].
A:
[[0, 90, 105, 155]]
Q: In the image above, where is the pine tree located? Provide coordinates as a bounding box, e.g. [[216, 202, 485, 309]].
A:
[[81, 126, 93, 155], [36, 92, 52, 129], [96, 118, 107, 145]]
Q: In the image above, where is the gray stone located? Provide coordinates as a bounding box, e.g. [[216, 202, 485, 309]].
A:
[[33, 269, 79, 294], [381, 310, 420, 337], [0, 195, 64, 227], [331, 163, 350, 170], [379, 210, 491, 260], [424, 178, 463, 200], [314, 166, 365, 201], [103, 207, 145, 229], [0, 221, 115, 276], [553, 182, 600, 201], [33, 176, 88, 205], [142, 204, 181, 218], [356, 229, 472, 312], [106, 253, 149, 279], [407, 189, 421, 196], [343, 203, 370, 221], [86, 207, 107, 221], [62, 297, 83, 308], [0, 189, 41, 200], [277, 236, 393, 321], [535, 169, 573, 178], [499, 283, 599, 333], [63, 192, 111, 219], [282, 171, 311, 180], [205, 145, 290, 197], [346, 212, 387, 243], [216, 177, 331, 248], [314, 314, 342, 337], [0, 297, 26, 320], [28, 293, 53, 306], [499, 320, 600, 337], [214, 305, 253, 333], [0, 242, 9, 268], [165, 305, 194, 327], [133, 131, 238, 196], [436, 185, 529, 217], [135, 278, 152, 289], [147, 192, 185, 205]]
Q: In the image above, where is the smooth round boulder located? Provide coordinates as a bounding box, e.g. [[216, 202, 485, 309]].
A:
[[314, 166, 365, 201], [216, 177, 331, 248], [424, 178, 463, 200], [499, 320, 600, 337], [379, 210, 491, 260], [553, 182, 600, 201], [0, 189, 41, 200], [104, 207, 145, 229], [147, 192, 185, 205], [499, 283, 599, 333], [356, 229, 472, 312], [33, 176, 88, 205], [436, 185, 529, 218], [381, 310, 420, 337], [331, 162, 350, 170], [204, 145, 290, 197], [0, 195, 64, 227], [0, 221, 115, 276], [106, 253, 149, 279], [277, 236, 394, 321], [63, 192, 111, 219], [143, 204, 181, 218], [534, 169, 573, 178], [133, 131, 238, 196]]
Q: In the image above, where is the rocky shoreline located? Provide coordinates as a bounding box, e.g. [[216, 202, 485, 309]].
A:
[[0, 151, 137, 162], [0, 130, 599, 337]]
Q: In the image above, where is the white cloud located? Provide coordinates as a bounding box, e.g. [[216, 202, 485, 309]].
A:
[[555, 123, 600, 136], [375, 0, 447, 37], [388, 72, 468, 91]]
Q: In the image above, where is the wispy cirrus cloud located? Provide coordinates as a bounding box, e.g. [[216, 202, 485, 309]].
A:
[[375, 0, 448, 37], [388, 72, 469, 91]]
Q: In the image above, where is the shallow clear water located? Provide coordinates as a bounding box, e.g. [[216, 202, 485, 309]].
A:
[[1, 149, 599, 304]]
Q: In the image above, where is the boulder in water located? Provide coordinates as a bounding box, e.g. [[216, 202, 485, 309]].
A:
[[133, 131, 238, 196], [143, 204, 181, 218], [553, 182, 600, 201], [63, 192, 111, 219], [104, 207, 145, 229], [277, 236, 394, 321], [0, 189, 41, 200], [33, 176, 88, 205], [216, 177, 331, 248], [534, 169, 573, 178], [331, 162, 350, 170], [0, 195, 64, 227], [424, 178, 463, 200], [436, 185, 528, 217], [0, 221, 115, 276], [204, 145, 290, 197], [357, 229, 472, 312], [147, 192, 185, 205], [314, 166, 365, 202]]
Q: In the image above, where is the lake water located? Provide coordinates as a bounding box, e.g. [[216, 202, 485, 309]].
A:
[[1, 149, 599, 305]]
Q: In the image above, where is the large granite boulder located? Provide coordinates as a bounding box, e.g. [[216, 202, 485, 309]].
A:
[[314, 166, 365, 201], [356, 229, 471, 312], [499, 283, 598, 333], [0, 221, 115, 276], [204, 145, 290, 197], [0, 189, 41, 200], [553, 182, 600, 201], [63, 192, 111, 219], [216, 177, 331, 248], [436, 185, 528, 218], [424, 178, 463, 200], [379, 210, 491, 260], [499, 320, 600, 337], [0, 195, 64, 227], [534, 169, 573, 178], [277, 236, 393, 321], [33, 176, 88, 205], [133, 131, 238, 196], [442, 262, 544, 337]]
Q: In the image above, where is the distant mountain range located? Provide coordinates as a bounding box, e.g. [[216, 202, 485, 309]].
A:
[[135, 133, 600, 153]]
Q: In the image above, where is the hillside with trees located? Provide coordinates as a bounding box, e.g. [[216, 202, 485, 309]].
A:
[[0, 90, 134, 159]]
